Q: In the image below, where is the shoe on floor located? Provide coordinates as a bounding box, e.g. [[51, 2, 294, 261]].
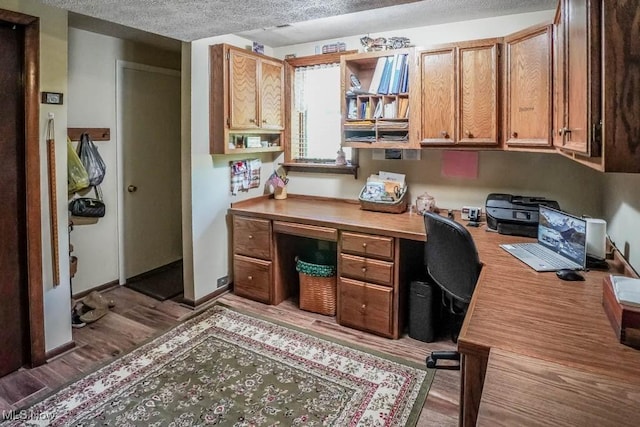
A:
[[79, 307, 109, 324], [83, 291, 116, 310], [72, 311, 86, 329]]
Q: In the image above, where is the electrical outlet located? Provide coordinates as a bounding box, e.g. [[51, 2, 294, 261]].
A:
[[216, 276, 229, 288], [461, 206, 483, 220]]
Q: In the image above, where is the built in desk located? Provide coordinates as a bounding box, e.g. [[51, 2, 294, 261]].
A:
[[229, 195, 427, 339], [228, 195, 640, 425]]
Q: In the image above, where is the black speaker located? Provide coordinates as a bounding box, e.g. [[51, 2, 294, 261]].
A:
[[409, 280, 436, 342]]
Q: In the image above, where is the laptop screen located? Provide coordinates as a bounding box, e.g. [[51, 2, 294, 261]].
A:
[[538, 206, 587, 267]]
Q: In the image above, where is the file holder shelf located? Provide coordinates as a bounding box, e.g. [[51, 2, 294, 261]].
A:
[[341, 49, 418, 149]]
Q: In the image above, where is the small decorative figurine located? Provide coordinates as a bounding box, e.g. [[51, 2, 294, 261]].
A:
[[336, 147, 347, 165]]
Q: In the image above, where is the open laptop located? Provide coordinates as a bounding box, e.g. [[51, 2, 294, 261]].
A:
[[500, 206, 587, 272]]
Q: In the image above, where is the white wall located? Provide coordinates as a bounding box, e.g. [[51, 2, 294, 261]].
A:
[[603, 175, 640, 272], [273, 10, 555, 57], [0, 0, 71, 352], [188, 35, 277, 301], [67, 28, 181, 294]]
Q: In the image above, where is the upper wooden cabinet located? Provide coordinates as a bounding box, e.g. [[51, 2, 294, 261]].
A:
[[419, 39, 500, 147], [210, 44, 285, 154], [553, 0, 639, 172], [504, 25, 553, 148]]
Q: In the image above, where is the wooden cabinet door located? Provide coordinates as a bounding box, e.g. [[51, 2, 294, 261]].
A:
[[229, 49, 259, 129], [458, 43, 500, 145], [552, 4, 565, 149], [338, 277, 393, 337], [505, 25, 552, 147], [562, 0, 589, 153], [260, 59, 284, 130], [420, 48, 456, 144]]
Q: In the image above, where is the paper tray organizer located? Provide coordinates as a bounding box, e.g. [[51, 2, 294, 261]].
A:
[[358, 185, 408, 214]]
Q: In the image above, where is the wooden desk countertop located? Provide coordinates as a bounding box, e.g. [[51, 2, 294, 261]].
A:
[[229, 195, 426, 241], [477, 348, 640, 427]]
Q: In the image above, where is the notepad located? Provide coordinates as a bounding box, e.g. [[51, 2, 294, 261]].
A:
[[611, 275, 640, 308]]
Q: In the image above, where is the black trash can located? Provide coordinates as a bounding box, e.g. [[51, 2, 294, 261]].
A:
[[409, 280, 437, 342]]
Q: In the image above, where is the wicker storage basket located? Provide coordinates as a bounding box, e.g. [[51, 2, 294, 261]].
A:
[[359, 185, 408, 214], [296, 258, 337, 316]]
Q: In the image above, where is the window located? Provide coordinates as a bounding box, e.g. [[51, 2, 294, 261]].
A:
[[285, 53, 357, 175], [292, 63, 350, 161]]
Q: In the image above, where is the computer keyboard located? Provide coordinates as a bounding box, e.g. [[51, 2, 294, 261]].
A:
[[510, 244, 568, 269]]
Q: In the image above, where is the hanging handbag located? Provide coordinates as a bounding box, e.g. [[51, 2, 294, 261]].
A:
[[69, 186, 105, 218], [77, 133, 106, 187]]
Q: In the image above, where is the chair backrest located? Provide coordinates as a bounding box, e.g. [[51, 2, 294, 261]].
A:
[[423, 212, 482, 305]]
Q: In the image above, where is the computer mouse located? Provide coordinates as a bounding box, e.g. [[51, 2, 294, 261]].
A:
[[556, 269, 585, 281]]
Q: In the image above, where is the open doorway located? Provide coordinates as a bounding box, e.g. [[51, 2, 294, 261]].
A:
[[116, 61, 183, 300]]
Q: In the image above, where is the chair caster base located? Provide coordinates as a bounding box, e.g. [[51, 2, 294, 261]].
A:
[[426, 351, 461, 370]]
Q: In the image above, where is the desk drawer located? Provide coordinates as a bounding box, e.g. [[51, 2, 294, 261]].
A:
[[339, 253, 394, 286], [233, 216, 271, 260], [341, 232, 394, 260], [233, 255, 271, 303], [339, 277, 393, 337], [273, 221, 338, 241]]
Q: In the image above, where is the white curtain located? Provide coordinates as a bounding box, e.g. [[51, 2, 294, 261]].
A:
[[293, 63, 347, 160]]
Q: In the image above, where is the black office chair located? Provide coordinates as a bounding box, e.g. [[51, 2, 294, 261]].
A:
[[423, 211, 482, 369]]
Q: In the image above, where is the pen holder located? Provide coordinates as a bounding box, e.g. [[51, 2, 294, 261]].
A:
[[274, 186, 287, 200]]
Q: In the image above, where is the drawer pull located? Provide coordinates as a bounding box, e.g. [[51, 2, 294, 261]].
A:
[[362, 243, 367, 248], [248, 235, 253, 239], [361, 267, 367, 273], [360, 304, 367, 313], [247, 275, 253, 281]]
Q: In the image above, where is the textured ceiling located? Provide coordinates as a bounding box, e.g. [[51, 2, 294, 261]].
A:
[[40, 0, 556, 49], [41, 0, 420, 42]]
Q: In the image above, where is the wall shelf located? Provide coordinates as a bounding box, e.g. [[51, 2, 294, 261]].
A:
[[67, 128, 111, 142]]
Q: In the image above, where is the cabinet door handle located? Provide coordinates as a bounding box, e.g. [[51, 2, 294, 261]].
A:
[[559, 127, 572, 136], [262, 119, 268, 124], [362, 243, 367, 248], [360, 304, 367, 313], [511, 131, 518, 138], [441, 131, 449, 138], [247, 275, 253, 281], [248, 235, 253, 239], [361, 267, 367, 273], [249, 118, 256, 123], [465, 130, 473, 138]]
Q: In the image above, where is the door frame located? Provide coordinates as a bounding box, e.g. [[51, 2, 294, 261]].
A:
[[0, 9, 45, 367], [115, 60, 181, 284]]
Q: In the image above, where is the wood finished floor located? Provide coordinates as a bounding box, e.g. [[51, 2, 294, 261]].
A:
[[0, 287, 459, 426]]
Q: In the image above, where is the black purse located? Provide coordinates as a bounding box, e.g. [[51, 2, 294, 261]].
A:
[[69, 186, 105, 218]]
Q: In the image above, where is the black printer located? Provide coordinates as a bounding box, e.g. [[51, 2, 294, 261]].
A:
[[485, 193, 560, 238]]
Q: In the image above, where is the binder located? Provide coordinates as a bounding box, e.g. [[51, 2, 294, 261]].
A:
[[368, 57, 387, 94], [377, 56, 394, 94], [387, 54, 400, 95], [400, 59, 410, 93], [390, 54, 406, 94]]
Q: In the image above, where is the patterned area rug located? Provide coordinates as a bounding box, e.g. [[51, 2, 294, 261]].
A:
[[4, 305, 433, 426]]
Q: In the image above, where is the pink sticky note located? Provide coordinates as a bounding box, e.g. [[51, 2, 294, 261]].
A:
[[441, 150, 478, 179]]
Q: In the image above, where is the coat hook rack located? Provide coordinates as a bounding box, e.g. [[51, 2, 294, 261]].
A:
[[67, 128, 111, 142]]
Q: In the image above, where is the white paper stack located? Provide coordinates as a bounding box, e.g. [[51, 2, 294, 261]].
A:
[[611, 275, 640, 308]]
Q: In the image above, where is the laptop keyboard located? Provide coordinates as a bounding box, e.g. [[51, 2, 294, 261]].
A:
[[509, 244, 569, 269]]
